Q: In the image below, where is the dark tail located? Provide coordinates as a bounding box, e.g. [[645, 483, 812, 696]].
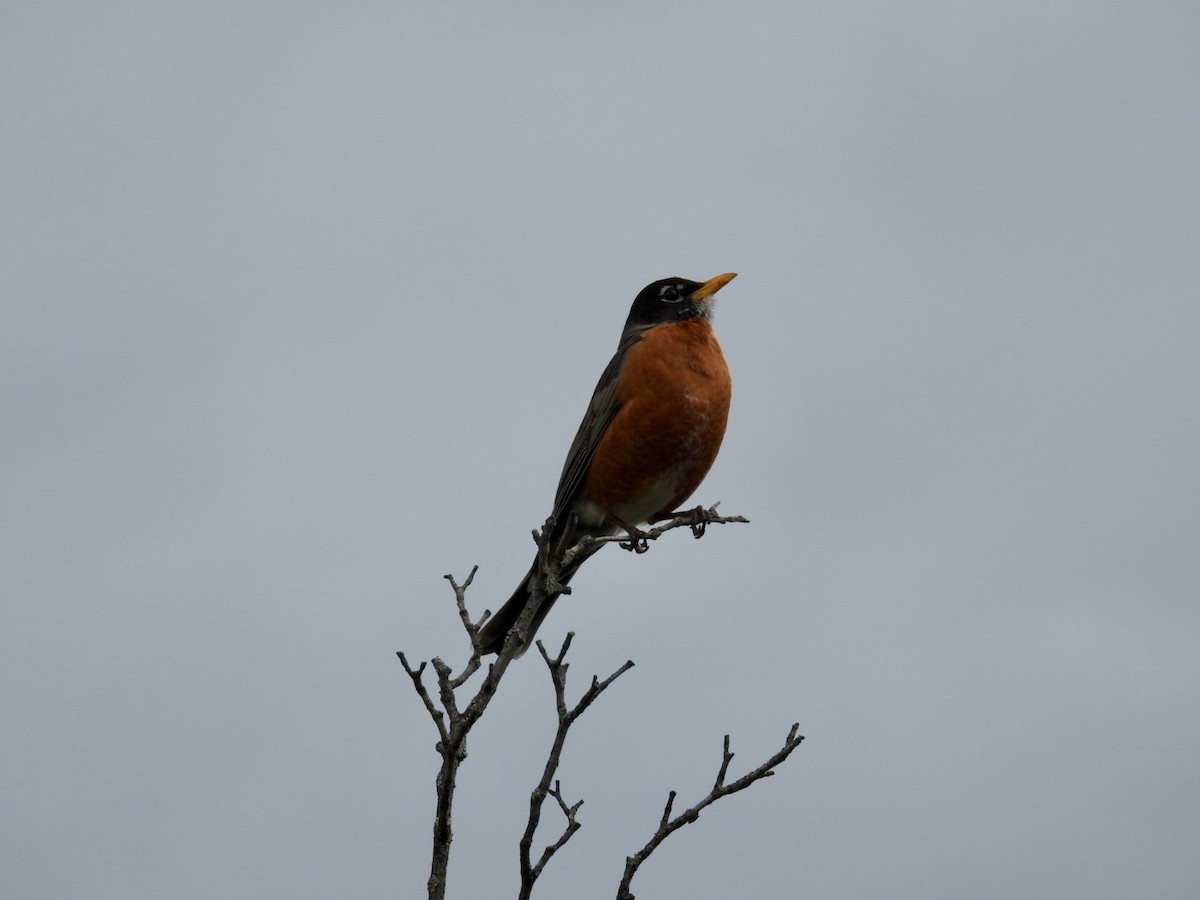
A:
[[478, 549, 596, 657]]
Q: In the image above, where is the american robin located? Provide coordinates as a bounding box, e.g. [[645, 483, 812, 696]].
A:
[[477, 273, 737, 656]]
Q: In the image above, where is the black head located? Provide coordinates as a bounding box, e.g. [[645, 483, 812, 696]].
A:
[[623, 273, 737, 331]]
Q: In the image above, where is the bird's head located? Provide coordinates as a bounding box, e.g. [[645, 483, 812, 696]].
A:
[[623, 272, 737, 330]]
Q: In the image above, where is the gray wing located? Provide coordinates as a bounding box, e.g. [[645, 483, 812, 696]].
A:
[[550, 328, 646, 523]]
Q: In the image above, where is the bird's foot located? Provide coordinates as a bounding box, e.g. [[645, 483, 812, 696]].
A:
[[686, 504, 714, 538], [613, 517, 651, 554], [650, 504, 714, 538]]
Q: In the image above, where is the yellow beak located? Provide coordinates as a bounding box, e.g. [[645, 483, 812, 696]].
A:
[[690, 272, 737, 300]]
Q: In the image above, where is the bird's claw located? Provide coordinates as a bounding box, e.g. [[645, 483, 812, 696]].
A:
[[688, 505, 713, 539], [617, 522, 651, 553]]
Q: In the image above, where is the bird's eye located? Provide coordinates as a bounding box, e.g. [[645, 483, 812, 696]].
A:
[[659, 284, 684, 303]]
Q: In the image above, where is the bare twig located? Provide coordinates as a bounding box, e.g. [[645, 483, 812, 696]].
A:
[[518, 634, 635, 899], [562, 503, 749, 568], [396, 655, 448, 745], [615, 724, 806, 900], [444, 567, 485, 688], [396, 567, 535, 900]]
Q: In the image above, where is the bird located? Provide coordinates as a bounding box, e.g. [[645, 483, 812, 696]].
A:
[[477, 272, 737, 656]]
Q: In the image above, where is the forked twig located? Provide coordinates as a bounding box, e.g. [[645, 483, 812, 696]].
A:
[[616, 725, 806, 900], [519, 634, 635, 899]]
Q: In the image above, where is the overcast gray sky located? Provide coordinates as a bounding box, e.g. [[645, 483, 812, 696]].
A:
[[3, 2, 1198, 898]]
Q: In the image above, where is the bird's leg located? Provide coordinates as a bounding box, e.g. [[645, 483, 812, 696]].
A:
[[611, 516, 651, 554]]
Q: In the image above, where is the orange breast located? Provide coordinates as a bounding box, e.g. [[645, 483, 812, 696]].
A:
[[585, 318, 731, 524]]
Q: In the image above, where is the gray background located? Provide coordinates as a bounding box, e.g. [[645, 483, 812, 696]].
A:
[[4, 2, 1198, 898]]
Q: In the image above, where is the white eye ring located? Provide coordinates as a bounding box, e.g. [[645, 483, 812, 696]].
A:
[[659, 284, 684, 302]]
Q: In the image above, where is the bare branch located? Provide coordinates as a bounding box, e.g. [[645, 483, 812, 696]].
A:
[[616, 724, 805, 900], [519, 633, 635, 899], [396, 569, 535, 900], [396, 502, 755, 900], [443, 567, 485, 687], [658, 791, 677, 831], [395, 654, 448, 745], [547, 781, 584, 843], [562, 503, 749, 567]]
